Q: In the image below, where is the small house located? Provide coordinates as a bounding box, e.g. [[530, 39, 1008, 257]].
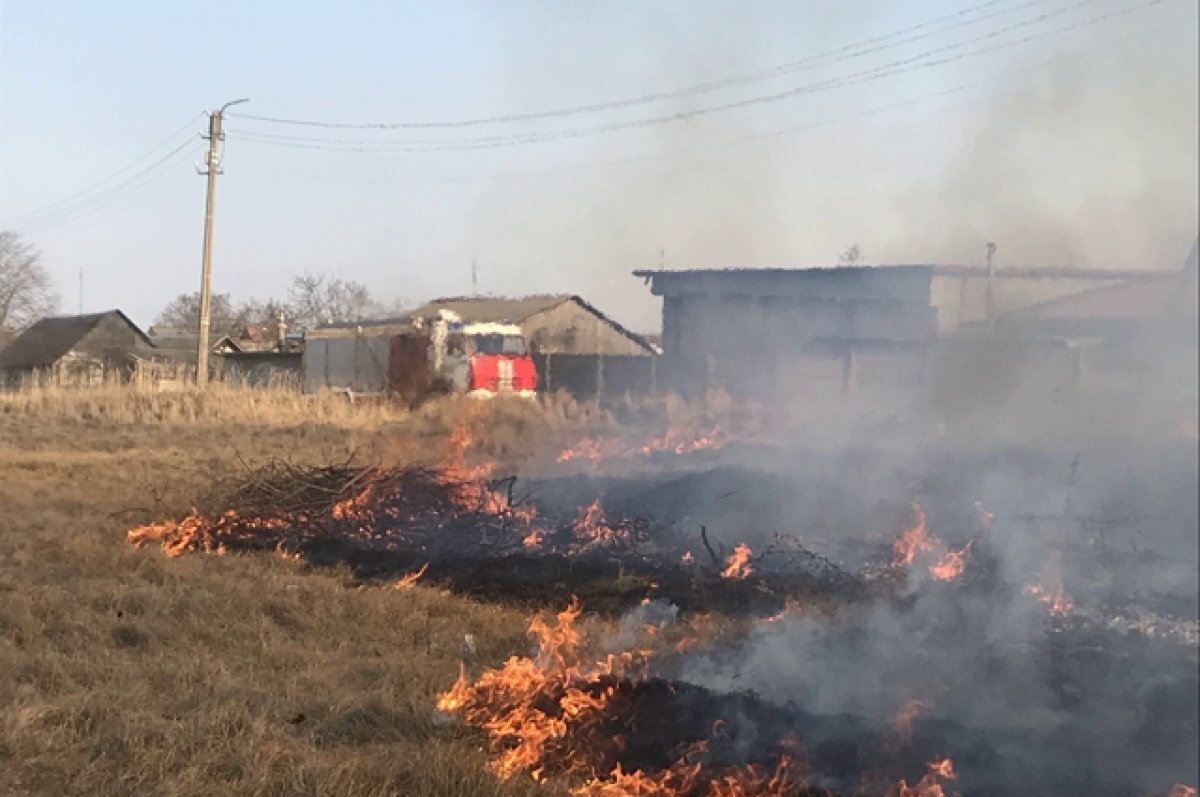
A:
[[0, 310, 155, 387]]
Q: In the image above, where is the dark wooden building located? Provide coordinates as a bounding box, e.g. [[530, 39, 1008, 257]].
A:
[[633, 266, 938, 398], [0, 310, 155, 387]]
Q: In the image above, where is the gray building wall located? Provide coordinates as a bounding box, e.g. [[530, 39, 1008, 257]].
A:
[[523, 299, 651, 356], [644, 268, 937, 398], [302, 332, 394, 394]]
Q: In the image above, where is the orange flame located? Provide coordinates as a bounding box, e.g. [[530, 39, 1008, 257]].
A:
[[394, 562, 429, 589], [720, 543, 754, 580], [639, 426, 729, 457], [928, 758, 956, 779], [892, 757, 957, 797], [436, 599, 646, 782], [569, 500, 631, 553], [557, 426, 739, 466], [892, 504, 935, 568], [1026, 551, 1073, 617], [126, 426, 541, 560], [761, 600, 803, 625], [437, 600, 812, 796], [557, 437, 607, 463], [929, 540, 973, 581]]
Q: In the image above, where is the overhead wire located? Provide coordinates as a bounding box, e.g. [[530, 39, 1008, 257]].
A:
[[20, 138, 202, 236], [233, 9, 1194, 186], [2, 113, 204, 226], [227, 0, 1045, 130], [224, 0, 1165, 153]]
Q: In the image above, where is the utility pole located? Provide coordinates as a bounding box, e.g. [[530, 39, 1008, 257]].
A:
[[196, 98, 248, 386], [471, 256, 479, 296], [77, 267, 83, 315]]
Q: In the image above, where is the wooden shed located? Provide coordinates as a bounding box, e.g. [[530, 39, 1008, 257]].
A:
[[0, 310, 155, 388]]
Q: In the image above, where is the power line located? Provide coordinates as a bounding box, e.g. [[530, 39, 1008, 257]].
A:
[[225, 0, 1166, 154], [2, 114, 204, 226], [228, 0, 1045, 130], [20, 139, 200, 235], [232, 12, 1193, 187]]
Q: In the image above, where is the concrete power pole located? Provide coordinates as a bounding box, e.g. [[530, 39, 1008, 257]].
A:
[[196, 98, 248, 385]]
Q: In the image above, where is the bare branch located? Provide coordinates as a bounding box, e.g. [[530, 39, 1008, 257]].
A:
[[0, 230, 58, 331]]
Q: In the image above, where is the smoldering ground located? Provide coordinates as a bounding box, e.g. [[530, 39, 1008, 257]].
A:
[[526, 416, 1198, 795]]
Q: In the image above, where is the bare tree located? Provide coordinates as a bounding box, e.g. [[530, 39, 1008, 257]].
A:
[[0, 231, 58, 331], [153, 293, 295, 341], [838, 243, 863, 266], [154, 292, 242, 334], [152, 273, 400, 339], [287, 272, 387, 329], [235, 297, 293, 342]]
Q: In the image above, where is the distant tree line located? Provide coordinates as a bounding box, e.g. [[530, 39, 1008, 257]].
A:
[[0, 230, 406, 342], [152, 272, 405, 342]]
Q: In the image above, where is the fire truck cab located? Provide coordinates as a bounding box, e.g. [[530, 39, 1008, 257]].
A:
[[428, 311, 537, 398]]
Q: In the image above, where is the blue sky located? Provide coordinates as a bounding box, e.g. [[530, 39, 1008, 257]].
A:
[[1, 0, 1196, 332]]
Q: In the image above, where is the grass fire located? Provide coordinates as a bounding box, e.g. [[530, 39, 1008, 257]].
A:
[[1, 378, 1196, 796], [108, 391, 1196, 797]]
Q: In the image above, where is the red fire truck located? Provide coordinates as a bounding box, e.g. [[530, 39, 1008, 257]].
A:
[[429, 316, 538, 398], [303, 310, 538, 402]]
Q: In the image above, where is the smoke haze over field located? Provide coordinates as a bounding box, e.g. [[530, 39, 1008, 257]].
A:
[[0, 0, 1196, 331]]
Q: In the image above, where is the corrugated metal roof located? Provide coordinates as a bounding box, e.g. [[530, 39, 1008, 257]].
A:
[[632, 265, 934, 277], [1003, 276, 1189, 321], [406, 295, 573, 324], [0, 310, 152, 369], [633, 264, 1176, 280]]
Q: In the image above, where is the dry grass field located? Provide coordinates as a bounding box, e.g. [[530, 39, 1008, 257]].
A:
[[0, 385, 609, 797], [1, 383, 1196, 797]]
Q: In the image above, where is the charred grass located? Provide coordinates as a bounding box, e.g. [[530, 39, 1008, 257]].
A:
[[0, 388, 565, 797]]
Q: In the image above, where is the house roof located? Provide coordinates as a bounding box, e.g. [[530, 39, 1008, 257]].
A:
[[405, 294, 656, 354], [632, 265, 934, 305], [632, 265, 934, 278], [1002, 274, 1190, 323], [406, 295, 575, 324], [930, 264, 1178, 280], [0, 310, 152, 369], [147, 327, 244, 358], [633, 264, 1177, 281]]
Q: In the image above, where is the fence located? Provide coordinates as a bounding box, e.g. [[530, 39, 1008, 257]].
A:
[[302, 334, 393, 394], [534, 352, 659, 399]]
